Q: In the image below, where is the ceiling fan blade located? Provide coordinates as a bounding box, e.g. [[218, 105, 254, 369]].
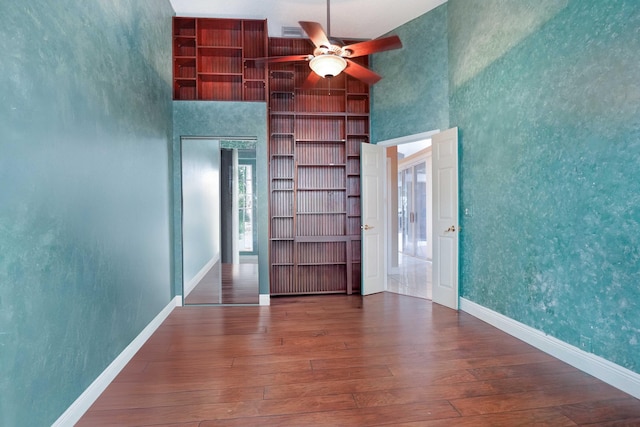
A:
[[343, 59, 382, 85], [299, 21, 331, 48], [342, 35, 402, 58], [255, 55, 311, 63], [301, 71, 322, 90]]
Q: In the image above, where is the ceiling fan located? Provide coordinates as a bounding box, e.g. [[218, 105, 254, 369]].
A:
[[264, 0, 402, 88]]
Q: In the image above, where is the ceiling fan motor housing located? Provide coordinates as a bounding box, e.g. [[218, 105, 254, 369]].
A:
[[309, 53, 347, 78]]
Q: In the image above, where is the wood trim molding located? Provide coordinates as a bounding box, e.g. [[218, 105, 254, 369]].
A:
[[53, 296, 181, 426], [460, 297, 640, 400]]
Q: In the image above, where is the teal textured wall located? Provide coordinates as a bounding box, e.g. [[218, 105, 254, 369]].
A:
[[173, 102, 269, 296], [450, 0, 640, 373], [371, 3, 450, 142], [0, 0, 174, 424], [182, 139, 221, 285], [372, 0, 640, 375]]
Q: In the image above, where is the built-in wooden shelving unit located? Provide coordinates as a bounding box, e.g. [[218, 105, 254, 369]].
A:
[[172, 17, 267, 101], [268, 37, 370, 295]]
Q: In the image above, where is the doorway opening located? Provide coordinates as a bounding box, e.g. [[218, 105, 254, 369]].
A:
[[383, 136, 435, 300], [237, 156, 257, 256], [365, 128, 459, 308], [181, 138, 260, 305]]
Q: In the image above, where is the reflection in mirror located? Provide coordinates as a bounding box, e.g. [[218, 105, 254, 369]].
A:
[[181, 138, 259, 305]]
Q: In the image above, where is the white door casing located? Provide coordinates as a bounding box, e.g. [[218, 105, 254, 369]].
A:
[[361, 143, 386, 295], [432, 128, 459, 310]]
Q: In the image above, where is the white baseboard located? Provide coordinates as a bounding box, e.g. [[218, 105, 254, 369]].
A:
[[460, 297, 640, 400], [184, 255, 218, 298], [53, 296, 180, 426], [259, 294, 270, 306]]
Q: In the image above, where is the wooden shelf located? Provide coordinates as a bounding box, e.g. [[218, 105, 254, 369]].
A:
[[297, 187, 347, 191], [297, 212, 347, 215], [298, 163, 346, 167]]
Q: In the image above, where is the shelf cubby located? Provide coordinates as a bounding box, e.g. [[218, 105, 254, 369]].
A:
[[270, 92, 295, 112], [173, 37, 196, 57], [270, 114, 295, 134], [271, 191, 294, 217], [296, 213, 347, 236], [271, 218, 294, 239], [296, 91, 346, 113], [244, 80, 266, 101], [198, 74, 242, 101], [174, 57, 196, 79], [198, 47, 243, 74], [197, 19, 242, 47], [173, 18, 196, 37], [270, 134, 294, 155], [173, 79, 196, 100], [347, 94, 370, 114]]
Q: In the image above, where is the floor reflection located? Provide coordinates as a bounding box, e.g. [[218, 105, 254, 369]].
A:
[[387, 253, 432, 300], [184, 256, 259, 305]]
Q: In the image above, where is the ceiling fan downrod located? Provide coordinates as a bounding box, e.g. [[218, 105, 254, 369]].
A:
[[326, 0, 331, 37]]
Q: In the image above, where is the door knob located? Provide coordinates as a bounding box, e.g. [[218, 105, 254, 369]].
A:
[[361, 224, 374, 231], [445, 225, 456, 233]]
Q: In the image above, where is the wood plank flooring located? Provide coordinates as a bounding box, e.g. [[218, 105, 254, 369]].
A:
[[78, 293, 640, 426]]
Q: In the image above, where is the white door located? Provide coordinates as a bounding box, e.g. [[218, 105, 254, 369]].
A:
[[432, 128, 459, 309], [361, 143, 386, 295]]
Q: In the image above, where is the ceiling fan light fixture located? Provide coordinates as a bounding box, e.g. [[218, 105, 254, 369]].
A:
[[309, 54, 347, 78]]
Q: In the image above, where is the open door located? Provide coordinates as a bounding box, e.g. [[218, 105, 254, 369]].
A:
[[361, 143, 386, 295], [432, 128, 459, 309]]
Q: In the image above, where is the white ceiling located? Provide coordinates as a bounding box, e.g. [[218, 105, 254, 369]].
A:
[[169, 0, 447, 40]]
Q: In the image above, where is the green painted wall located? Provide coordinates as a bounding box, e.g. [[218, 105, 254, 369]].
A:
[[373, 0, 640, 375], [450, 0, 640, 373], [371, 3, 450, 142], [173, 102, 269, 296], [0, 0, 174, 424]]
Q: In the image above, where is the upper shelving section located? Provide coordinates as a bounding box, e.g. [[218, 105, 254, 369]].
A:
[[173, 17, 267, 102]]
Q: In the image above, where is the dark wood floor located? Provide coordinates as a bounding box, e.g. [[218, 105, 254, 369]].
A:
[[78, 293, 640, 426]]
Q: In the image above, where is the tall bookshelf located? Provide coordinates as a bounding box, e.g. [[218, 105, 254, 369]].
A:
[[268, 38, 370, 295], [172, 17, 267, 101]]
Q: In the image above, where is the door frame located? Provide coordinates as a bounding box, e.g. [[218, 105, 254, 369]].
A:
[[378, 130, 440, 271], [376, 129, 458, 308], [179, 136, 262, 306]]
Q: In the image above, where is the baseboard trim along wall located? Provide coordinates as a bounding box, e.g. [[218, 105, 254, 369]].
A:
[[460, 297, 640, 400], [53, 296, 181, 426], [259, 294, 270, 306]]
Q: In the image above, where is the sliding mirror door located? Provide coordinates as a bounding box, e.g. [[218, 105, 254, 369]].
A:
[[181, 138, 259, 305]]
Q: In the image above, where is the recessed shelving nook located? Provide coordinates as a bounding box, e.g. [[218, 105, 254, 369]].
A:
[[268, 37, 370, 296], [172, 17, 267, 101]]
